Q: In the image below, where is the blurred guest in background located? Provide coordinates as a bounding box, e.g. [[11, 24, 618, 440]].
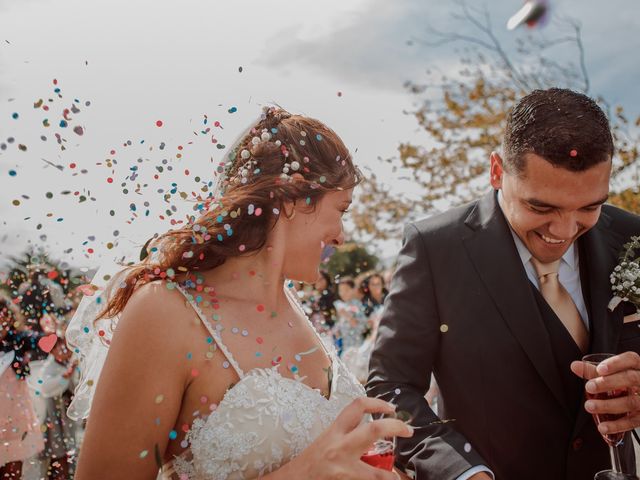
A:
[[309, 271, 337, 334], [360, 272, 388, 318], [334, 276, 368, 354], [1, 294, 45, 479]]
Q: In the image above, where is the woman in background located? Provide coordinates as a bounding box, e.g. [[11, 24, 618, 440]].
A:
[[309, 270, 337, 334], [0, 294, 45, 479], [360, 272, 388, 318]]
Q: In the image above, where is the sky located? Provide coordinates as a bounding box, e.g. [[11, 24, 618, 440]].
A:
[[1, 0, 639, 269]]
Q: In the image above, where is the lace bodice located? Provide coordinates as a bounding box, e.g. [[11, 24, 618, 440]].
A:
[[165, 284, 365, 480]]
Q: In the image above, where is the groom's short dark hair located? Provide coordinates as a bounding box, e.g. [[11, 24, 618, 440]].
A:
[[502, 88, 614, 174]]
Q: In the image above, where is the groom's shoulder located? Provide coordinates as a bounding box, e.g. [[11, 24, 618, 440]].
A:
[[410, 199, 479, 236], [602, 203, 640, 236]]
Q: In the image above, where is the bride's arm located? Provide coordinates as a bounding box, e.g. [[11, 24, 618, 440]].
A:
[[75, 282, 191, 480]]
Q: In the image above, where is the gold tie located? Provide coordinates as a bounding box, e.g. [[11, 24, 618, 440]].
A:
[[531, 258, 589, 353]]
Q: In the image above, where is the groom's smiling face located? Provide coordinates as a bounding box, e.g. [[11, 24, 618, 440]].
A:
[[490, 152, 611, 264]]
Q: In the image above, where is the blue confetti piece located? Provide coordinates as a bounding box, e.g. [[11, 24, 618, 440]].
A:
[[228, 106, 237, 113]]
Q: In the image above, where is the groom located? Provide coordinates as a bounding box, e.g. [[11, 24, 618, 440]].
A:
[[367, 88, 640, 479]]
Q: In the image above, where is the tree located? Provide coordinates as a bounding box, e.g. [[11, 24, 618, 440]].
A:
[[325, 243, 379, 281], [351, 0, 640, 241]]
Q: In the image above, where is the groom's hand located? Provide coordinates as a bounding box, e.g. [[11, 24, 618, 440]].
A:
[[571, 351, 640, 435]]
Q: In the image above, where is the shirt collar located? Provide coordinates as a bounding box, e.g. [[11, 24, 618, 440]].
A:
[[497, 189, 578, 271]]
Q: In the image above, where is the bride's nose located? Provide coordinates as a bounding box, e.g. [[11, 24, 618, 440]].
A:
[[330, 230, 345, 247]]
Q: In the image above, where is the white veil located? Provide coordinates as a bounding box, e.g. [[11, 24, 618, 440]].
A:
[[66, 187, 227, 421], [65, 238, 150, 421]]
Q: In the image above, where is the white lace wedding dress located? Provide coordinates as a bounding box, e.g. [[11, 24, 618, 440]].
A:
[[163, 284, 366, 480]]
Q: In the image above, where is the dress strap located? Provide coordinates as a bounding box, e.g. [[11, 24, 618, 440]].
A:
[[284, 283, 335, 363], [174, 284, 245, 379]]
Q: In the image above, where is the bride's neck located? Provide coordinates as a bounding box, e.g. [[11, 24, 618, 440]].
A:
[[198, 243, 290, 311]]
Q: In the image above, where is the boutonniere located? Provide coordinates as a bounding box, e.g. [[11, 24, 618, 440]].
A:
[[608, 235, 640, 313]]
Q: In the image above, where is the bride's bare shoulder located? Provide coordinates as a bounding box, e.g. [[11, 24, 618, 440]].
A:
[[112, 280, 195, 349]]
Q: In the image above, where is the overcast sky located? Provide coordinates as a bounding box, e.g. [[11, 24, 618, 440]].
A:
[[1, 0, 639, 269]]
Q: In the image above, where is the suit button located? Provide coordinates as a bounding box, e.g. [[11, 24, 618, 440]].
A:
[[572, 437, 583, 451]]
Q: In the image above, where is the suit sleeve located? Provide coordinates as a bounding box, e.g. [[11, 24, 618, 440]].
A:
[[367, 223, 488, 479]]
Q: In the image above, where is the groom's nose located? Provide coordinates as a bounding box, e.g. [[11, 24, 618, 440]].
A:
[[547, 216, 579, 240]]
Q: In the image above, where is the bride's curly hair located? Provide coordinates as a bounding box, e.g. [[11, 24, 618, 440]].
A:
[[98, 107, 362, 319]]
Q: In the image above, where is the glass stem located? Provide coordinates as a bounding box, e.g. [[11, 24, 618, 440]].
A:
[[610, 444, 623, 473]]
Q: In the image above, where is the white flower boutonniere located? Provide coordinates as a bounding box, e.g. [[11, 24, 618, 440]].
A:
[[608, 235, 640, 314]]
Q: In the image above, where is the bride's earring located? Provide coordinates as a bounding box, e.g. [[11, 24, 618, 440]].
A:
[[285, 202, 296, 220]]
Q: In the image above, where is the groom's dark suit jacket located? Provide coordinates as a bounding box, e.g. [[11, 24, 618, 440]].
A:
[[367, 191, 640, 480]]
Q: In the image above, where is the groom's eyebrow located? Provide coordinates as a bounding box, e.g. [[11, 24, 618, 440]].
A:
[[526, 195, 609, 209]]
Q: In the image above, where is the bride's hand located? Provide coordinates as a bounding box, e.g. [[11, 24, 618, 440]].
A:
[[286, 397, 413, 479]]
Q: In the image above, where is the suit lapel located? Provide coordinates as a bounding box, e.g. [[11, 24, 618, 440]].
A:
[[573, 210, 626, 436], [462, 192, 570, 417], [580, 211, 625, 355]]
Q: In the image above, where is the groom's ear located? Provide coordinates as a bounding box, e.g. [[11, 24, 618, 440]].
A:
[[490, 152, 504, 190]]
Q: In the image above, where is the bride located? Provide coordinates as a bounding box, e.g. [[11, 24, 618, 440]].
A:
[[68, 107, 413, 479]]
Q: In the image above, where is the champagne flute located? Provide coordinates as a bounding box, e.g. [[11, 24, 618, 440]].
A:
[[360, 412, 396, 471], [360, 410, 412, 471], [595, 472, 638, 480], [583, 353, 637, 480]]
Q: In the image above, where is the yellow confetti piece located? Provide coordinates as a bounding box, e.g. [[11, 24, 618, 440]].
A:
[[440, 324, 449, 333], [155, 394, 164, 404]]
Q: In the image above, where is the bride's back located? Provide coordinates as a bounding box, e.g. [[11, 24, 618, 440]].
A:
[[75, 280, 202, 479]]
